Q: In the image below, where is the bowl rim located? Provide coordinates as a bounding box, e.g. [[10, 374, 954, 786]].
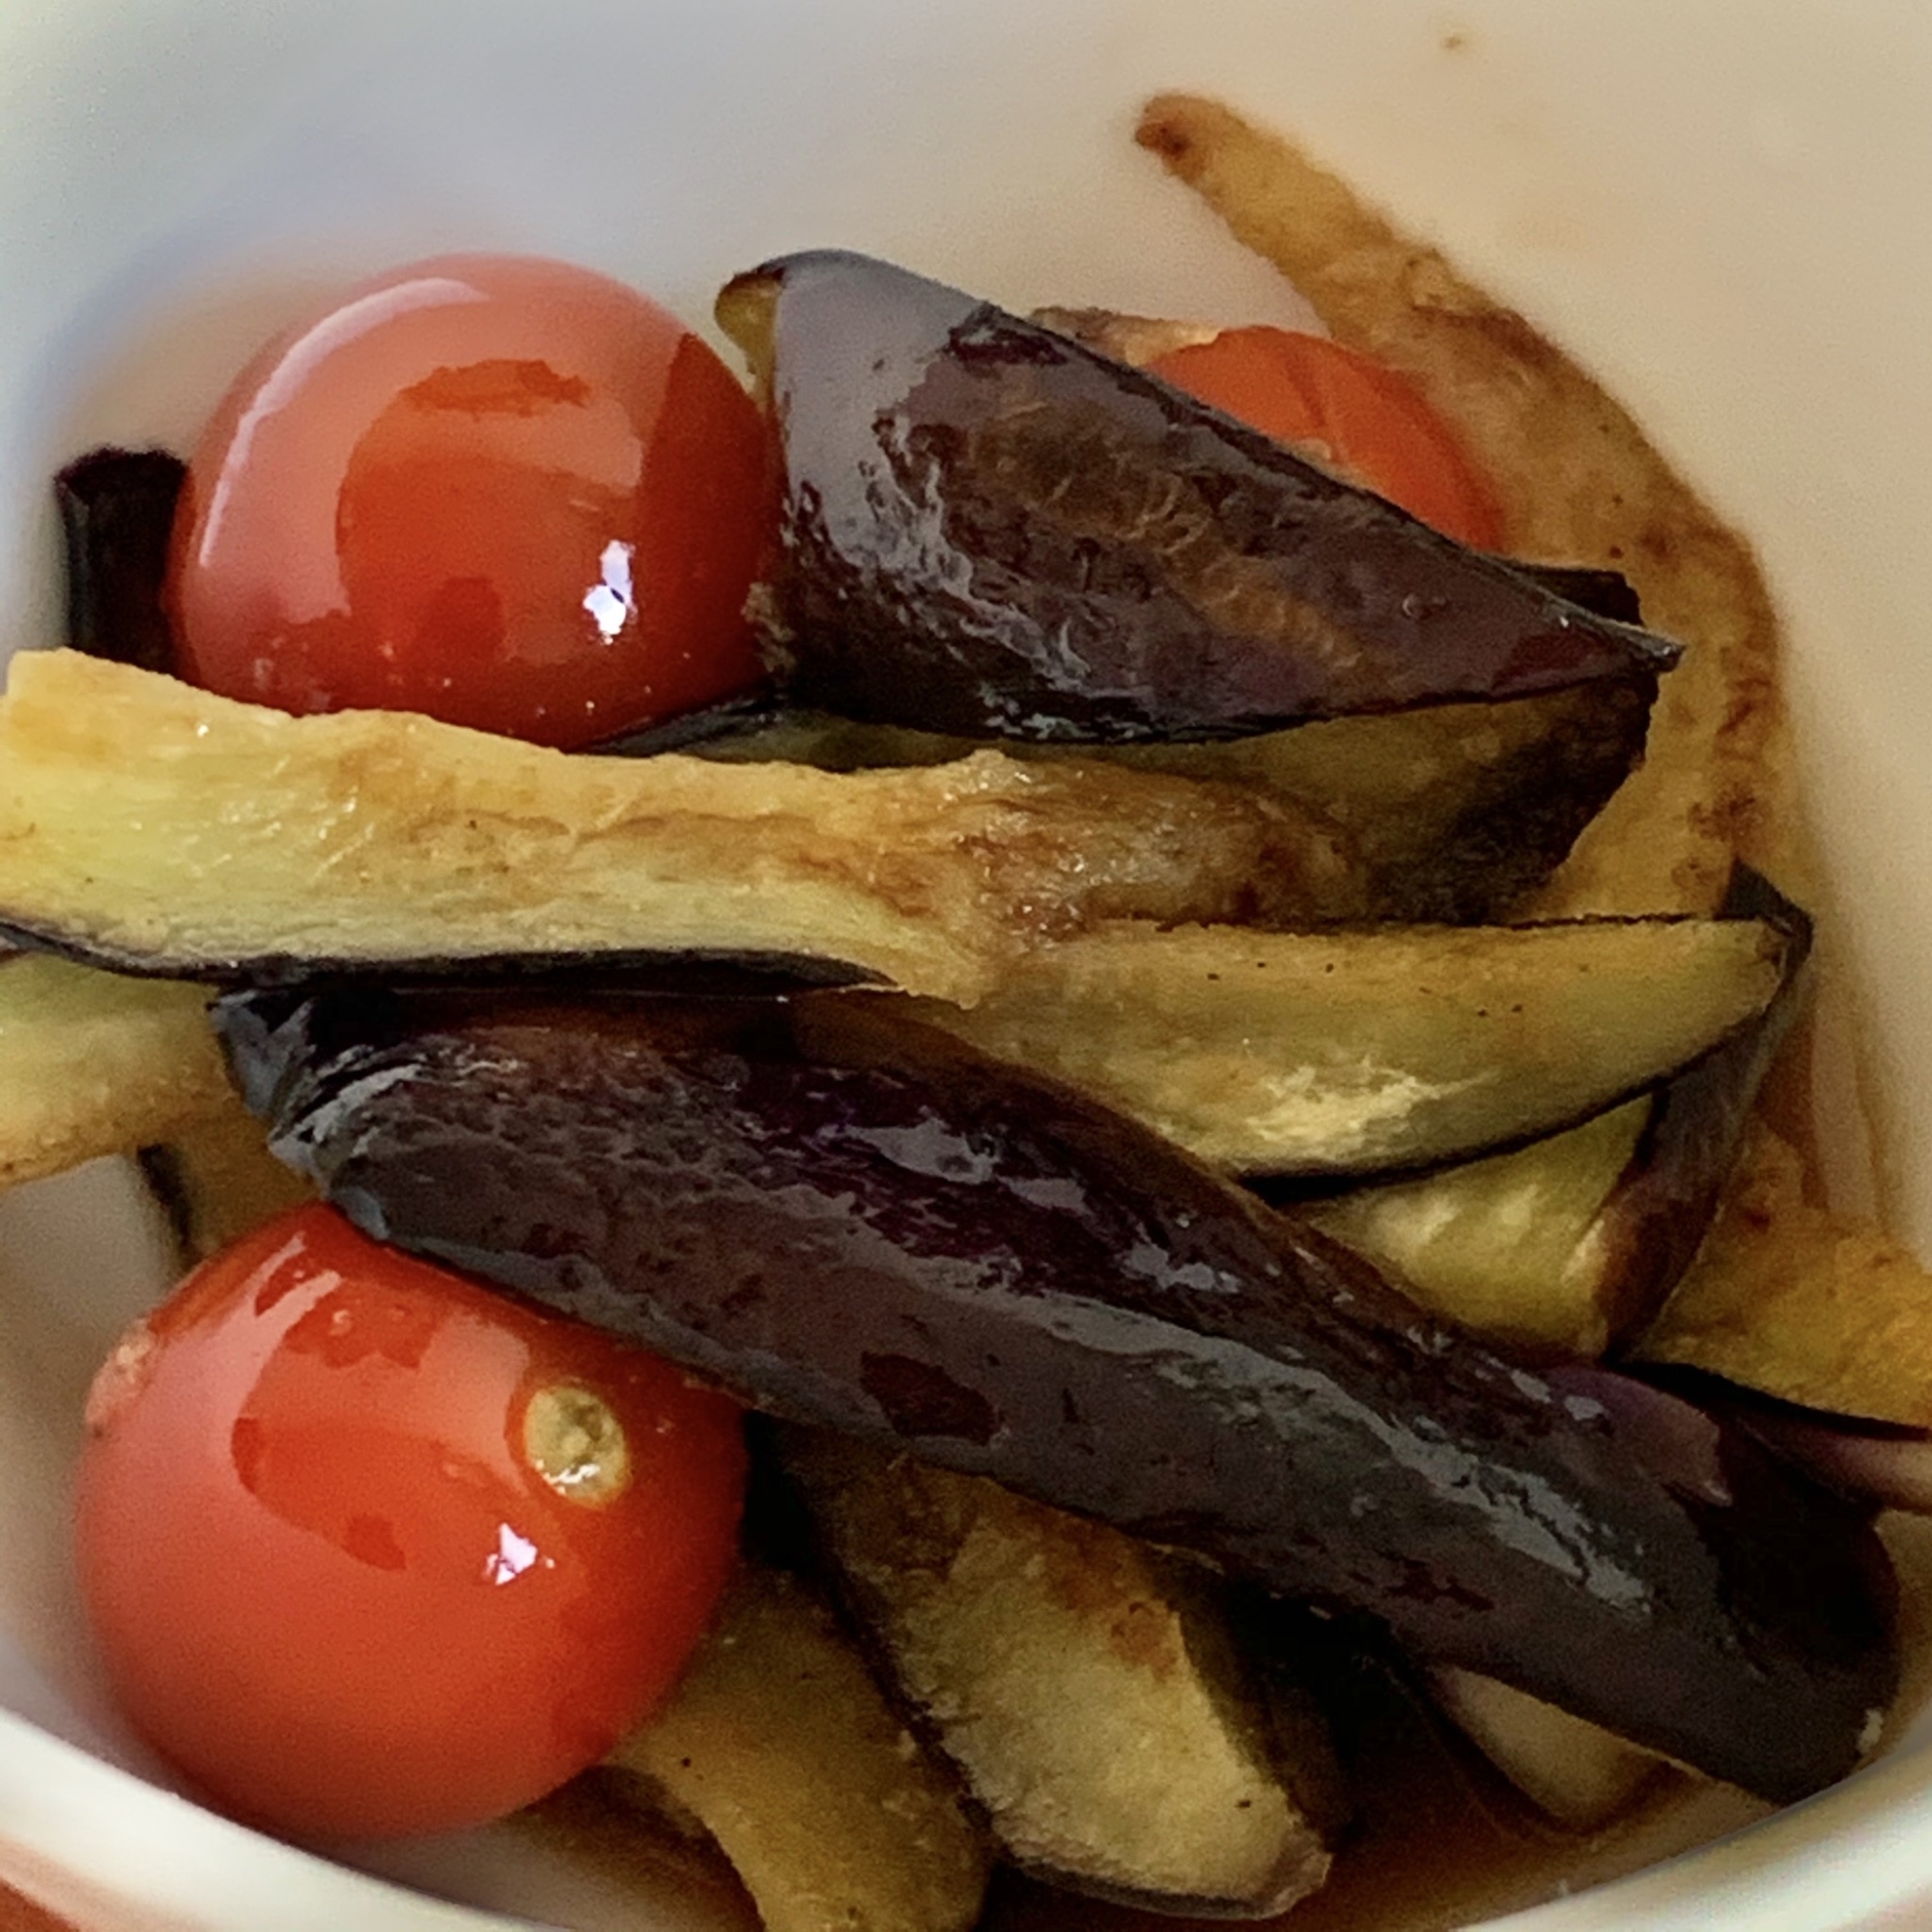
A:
[[7, 2, 1932, 1926]]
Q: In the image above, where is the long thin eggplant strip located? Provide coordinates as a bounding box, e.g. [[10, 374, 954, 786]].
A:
[[1131, 93, 1799, 913], [903, 913, 1793, 1179], [0, 652, 1349, 1002], [5, 904, 1788, 1216], [217, 985, 1897, 1806]]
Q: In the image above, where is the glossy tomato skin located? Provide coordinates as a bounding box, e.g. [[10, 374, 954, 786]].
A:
[[74, 1204, 746, 1842], [1148, 326, 1504, 550], [168, 255, 773, 747]]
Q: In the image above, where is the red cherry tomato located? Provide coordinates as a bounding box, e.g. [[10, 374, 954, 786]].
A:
[[167, 255, 773, 747], [1148, 326, 1504, 550], [73, 1203, 746, 1841]]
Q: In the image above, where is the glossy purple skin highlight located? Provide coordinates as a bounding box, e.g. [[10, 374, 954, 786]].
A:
[[216, 985, 1897, 1805], [747, 250, 1678, 744], [54, 447, 186, 674]]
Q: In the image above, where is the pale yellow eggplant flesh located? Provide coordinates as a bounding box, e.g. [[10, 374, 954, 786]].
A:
[[912, 901, 1801, 1183], [637, 682, 1656, 926], [0, 652, 1352, 1008], [0, 952, 232, 1189], [1296, 873, 1812, 1354]]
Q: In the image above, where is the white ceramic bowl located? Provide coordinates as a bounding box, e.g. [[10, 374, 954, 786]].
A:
[[5, 2, 1932, 1925]]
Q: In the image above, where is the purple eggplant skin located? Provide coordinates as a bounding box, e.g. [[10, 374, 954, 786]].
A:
[[0, 923, 881, 995], [1587, 869, 1815, 1338], [213, 983, 1897, 1806], [730, 250, 1678, 745], [1496, 562, 1643, 627], [54, 447, 187, 674], [586, 563, 1642, 763], [1641, 1365, 1932, 1516]]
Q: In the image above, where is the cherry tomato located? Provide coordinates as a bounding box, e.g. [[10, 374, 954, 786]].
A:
[[167, 255, 773, 747], [73, 1203, 746, 1841], [1148, 326, 1504, 549]]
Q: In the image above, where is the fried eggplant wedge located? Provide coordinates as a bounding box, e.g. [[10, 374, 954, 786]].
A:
[[632, 682, 1657, 926], [717, 250, 1675, 748], [1426, 1666, 1668, 1833], [215, 983, 1897, 1805], [1306, 1102, 1653, 1358], [605, 1563, 990, 1932], [1637, 1123, 1932, 1430], [905, 909, 1798, 1181], [0, 952, 231, 1188], [1292, 874, 1811, 1353], [1025, 315, 1659, 923], [781, 1430, 1342, 1917], [0, 652, 1350, 1003], [1097, 685, 1657, 923]]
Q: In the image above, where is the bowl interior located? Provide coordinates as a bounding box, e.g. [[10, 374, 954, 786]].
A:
[[4, 1, 1932, 1925]]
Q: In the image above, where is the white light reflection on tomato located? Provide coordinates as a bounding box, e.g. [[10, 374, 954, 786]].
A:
[[582, 539, 638, 641], [484, 1521, 545, 1585]]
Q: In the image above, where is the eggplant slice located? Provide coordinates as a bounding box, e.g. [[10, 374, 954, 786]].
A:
[[54, 446, 187, 675], [216, 983, 1897, 1805], [1305, 1102, 1655, 1358], [1293, 873, 1812, 1353], [903, 910, 1798, 1181], [780, 1429, 1341, 1917], [1022, 307, 1658, 921], [0, 952, 232, 1188], [622, 681, 1659, 927], [1636, 1122, 1932, 1429], [1102, 682, 1659, 924], [1426, 1667, 1667, 1833], [718, 251, 1677, 747], [0, 652, 1351, 1001], [605, 1562, 992, 1932]]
